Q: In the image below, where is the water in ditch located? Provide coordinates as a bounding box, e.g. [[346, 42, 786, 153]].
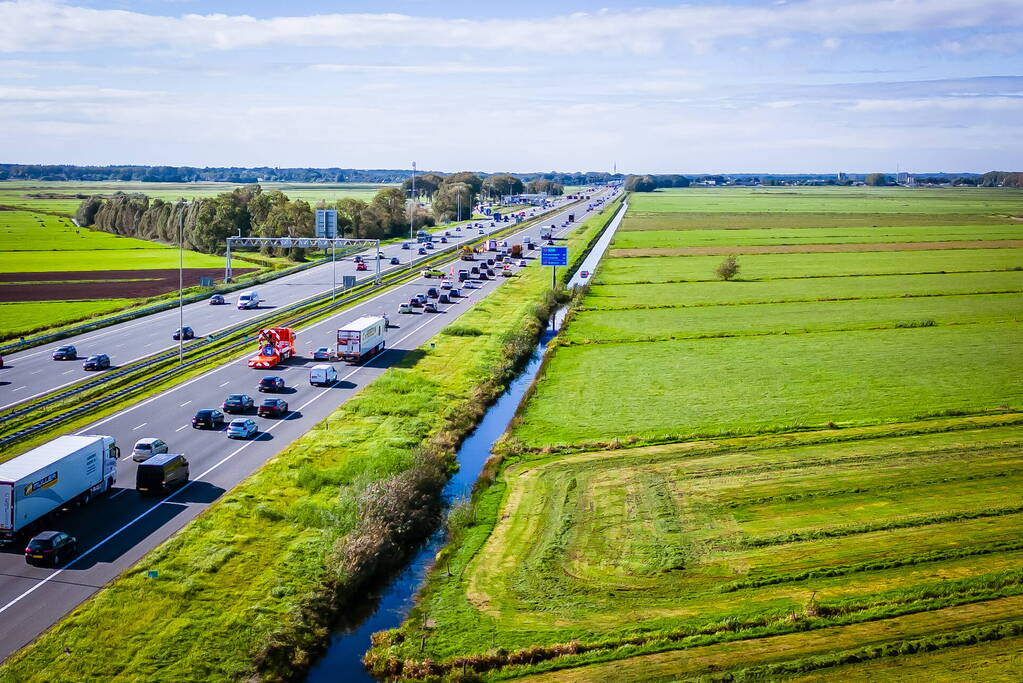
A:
[[304, 309, 566, 682]]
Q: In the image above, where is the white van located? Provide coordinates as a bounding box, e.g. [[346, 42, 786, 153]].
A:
[[309, 364, 338, 387], [237, 291, 260, 310]]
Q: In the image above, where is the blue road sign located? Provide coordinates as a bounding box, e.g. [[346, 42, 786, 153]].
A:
[[316, 209, 338, 238], [541, 246, 568, 266]]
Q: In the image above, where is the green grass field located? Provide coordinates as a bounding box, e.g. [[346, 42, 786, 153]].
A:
[[0, 300, 137, 338], [368, 186, 1023, 681]]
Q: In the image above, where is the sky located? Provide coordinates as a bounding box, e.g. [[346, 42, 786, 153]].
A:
[[0, 0, 1021, 174]]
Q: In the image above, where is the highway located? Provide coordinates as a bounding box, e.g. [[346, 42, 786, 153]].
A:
[[0, 196, 580, 412], [0, 187, 619, 662]]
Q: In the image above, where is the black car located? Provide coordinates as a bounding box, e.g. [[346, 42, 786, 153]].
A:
[[258, 376, 285, 392], [222, 394, 254, 414], [409, 297, 423, 308], [173, 326, 195, 340], [470, 266, 480, 274], [418, 247, 426, 255], [25, 531, 76, 566], [258, 398, 289, 418], [82, 354, 110, 370], [427, 287, 439, 298], [192, 408, 225, 429], [438, 293, 451, 304], [52, 345, 77, 360], [209, 294, 226, 305], [390, 257, 400, 265]]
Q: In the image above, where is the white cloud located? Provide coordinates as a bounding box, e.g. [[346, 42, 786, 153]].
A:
[[2, 0, 1022, 54], [822, 37, 842, 49], [768, 37, 794, 49], [309, 63, 531, 74], [0, 84, 160, 100], [940, 31, 1023, 53]]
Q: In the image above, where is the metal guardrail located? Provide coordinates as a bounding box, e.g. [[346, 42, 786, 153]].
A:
[[0, 197, 594, 449]]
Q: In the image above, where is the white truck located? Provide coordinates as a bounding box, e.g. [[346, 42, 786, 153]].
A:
[[540, 226, 554, 240], [0, 435, 119, 544], [237, 290, 261, 310], [336, 315, 387, 363], [486, 239, 498, 251]]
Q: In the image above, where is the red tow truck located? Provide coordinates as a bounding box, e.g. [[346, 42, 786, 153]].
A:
[[248, 327, 297, 369]]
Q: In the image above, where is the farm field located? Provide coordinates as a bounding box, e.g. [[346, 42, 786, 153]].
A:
[[369, 186, 1023, 680]]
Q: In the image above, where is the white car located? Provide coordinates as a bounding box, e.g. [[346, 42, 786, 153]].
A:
[[398, 303, 413, 314], [132, 437, 168, 462], [227, 418, 258, 439], [518, 259, 528, 267]]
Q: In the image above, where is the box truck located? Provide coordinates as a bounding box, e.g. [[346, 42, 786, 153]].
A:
[[336, 316, 387, 363], [0, 435, 118, 544]]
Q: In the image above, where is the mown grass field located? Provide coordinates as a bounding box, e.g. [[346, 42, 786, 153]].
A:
[[369, 186, 1023, 680]]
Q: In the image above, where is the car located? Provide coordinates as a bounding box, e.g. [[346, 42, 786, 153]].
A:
[[409, 297, 423, 308], [312, 347, 333, 361], [580, 270, 590, 278], [257, 398, 289, 418], [209, 294, 226, 305], [227, 418, 258, 439], [450, 288, 461, 297], [438, 293, 451, 304], [425, 242, 435, 250], [401, 242, 411, 250], [501, 268, 513, 277], [376, 252, 385, 259], [486, 258, 495, 266], [390, 257, 400, 265], [424, 302, 438, 313], [440, 237, 448, 243], [455, 226, 461, 231], [462, 281, 478, 289], [258, 375, 285, 392], [356, 262, 368, 271], [82, 354, 110, 370], [192, 409, 225, 429], [415, 293, 428, 303], [354, 255, 363, 263], [422, 269, 444, 278], [398, 303, 414, 314], [52, 345, 77, 360], [444, 231, 451, 237], [478, 228, 485, 235], [440, 280, 452, 290], [418, 247, 427, 255], [222, 393, 254, 414], [427, 287, 439, 298], [518, 259, 528, 267], [25, 531, 76, 567], [501, 240, 509, 248], [477, 271, 489, 280], [132, 437, 168, 462], [172, 326, 194, 340]]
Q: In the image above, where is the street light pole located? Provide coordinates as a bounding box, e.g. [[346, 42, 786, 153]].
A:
[[178, 208, 184, 364], [409, 161, 416, 267]]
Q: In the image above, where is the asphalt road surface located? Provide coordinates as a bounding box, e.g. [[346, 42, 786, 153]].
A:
[[0, 187, 620, 662], [0, 195, 582, 412]]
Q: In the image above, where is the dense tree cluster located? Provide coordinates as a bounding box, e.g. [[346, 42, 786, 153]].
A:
[[864, 173, 892, 186], [624, 174, 692, 192], [524, 179, 565, 195], [75, 184, 436, 259]]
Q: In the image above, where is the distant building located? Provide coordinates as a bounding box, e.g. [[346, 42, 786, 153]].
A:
[[837, 172, 848, 182]]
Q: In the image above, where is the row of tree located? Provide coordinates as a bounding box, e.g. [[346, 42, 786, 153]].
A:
[[75, 184, 438, 260], [625, 174, 692, 191]]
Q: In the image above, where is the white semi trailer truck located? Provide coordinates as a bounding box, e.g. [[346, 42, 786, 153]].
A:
[[336, 316, 387, 363], [0, 435, 119, 544]]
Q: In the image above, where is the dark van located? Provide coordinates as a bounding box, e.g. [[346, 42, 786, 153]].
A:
[[136, 453, 190, 495]]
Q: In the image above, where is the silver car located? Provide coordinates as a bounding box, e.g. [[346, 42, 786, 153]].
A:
[[132, 437, 169, 462]]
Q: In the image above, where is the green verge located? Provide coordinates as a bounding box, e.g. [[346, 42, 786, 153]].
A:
[[0, 197, 619, 683]]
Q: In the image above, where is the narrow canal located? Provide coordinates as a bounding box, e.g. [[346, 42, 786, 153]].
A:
[[304, 309, 567, 682]]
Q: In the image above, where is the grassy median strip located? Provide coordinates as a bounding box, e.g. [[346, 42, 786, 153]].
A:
[[0, 198, 619, 683]]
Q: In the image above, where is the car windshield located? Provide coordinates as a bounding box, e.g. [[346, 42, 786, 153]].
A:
[[135, 443, 151, 450], [88, 355, 100, 361], [58, 346, 72, 352], [261, 377, 276, 383], [28, 538, 53, 550], [196, 410, 212, 417], [227, 394, 245, 401]]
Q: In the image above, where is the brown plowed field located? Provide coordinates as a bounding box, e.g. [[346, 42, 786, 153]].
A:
[[0, 267, 253, 302], [610, 239, 1023, 258]]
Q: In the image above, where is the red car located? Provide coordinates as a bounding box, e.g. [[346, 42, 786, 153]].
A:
[[257, 398, 289, 418], [356, 262, 368, 271]]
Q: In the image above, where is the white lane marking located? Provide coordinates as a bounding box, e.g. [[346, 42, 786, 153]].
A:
[[219, 381, 230, 387], [62, 370, 75, 375], [179, 400, 191, 407], [175, 425, 188, 432], [29, 370, 42, 375], [11, 386, 26, 392], [131, 423, 147, 430]]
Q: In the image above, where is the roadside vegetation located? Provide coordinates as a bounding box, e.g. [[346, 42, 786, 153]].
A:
[[369, 185, 1023, 680], [0, 197, 620, 682]]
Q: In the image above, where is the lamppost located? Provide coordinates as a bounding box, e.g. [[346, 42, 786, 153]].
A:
[[408, 161, 416, 267], [178, 207, 185, 363]]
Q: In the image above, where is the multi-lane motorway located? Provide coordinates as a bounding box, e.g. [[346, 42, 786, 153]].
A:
[[0, 196, 578, 411], [0, 187, 619, 661]]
